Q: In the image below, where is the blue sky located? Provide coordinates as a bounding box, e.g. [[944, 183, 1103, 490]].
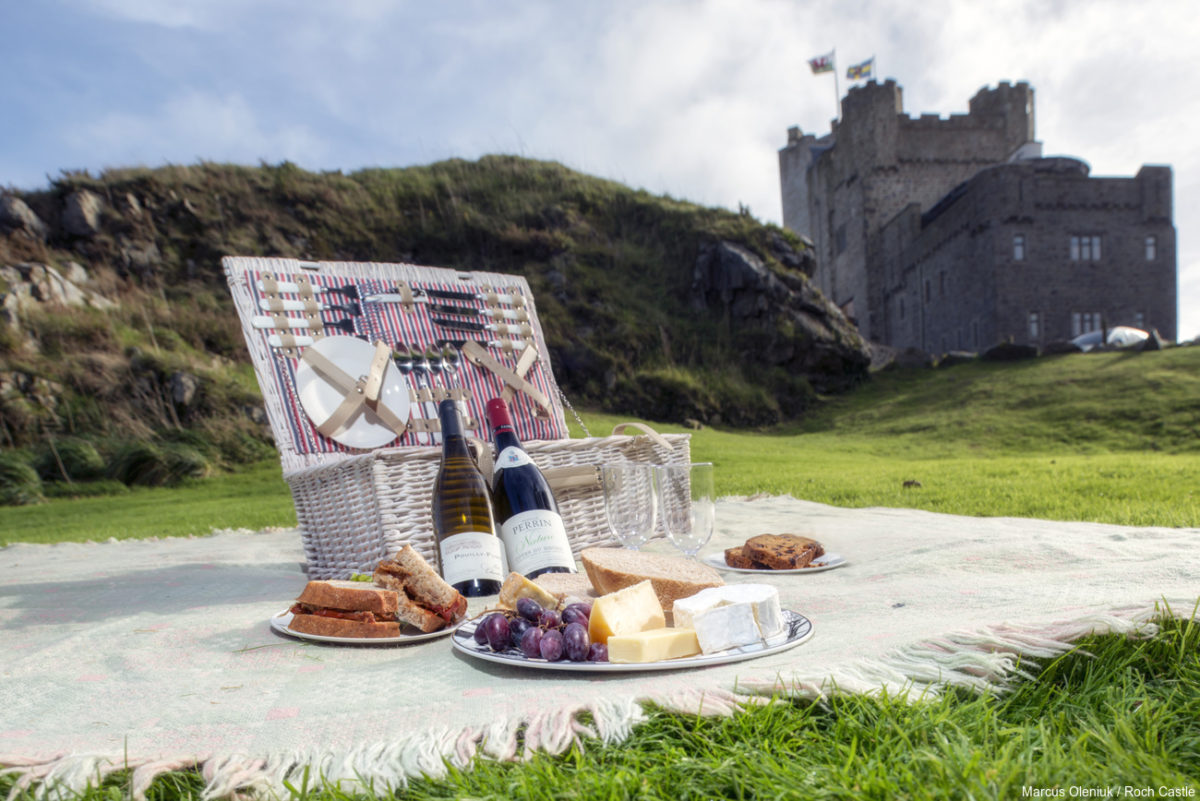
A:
[[4, 0, 1197, 340]]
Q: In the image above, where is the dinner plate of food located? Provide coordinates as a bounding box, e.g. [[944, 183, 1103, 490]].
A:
[[705, 534, 847, 574], [271, 544, 467, 645], [451, 609, 813, 672]]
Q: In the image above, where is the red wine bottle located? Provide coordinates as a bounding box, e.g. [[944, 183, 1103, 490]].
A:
[[485, 397, 576, 578], [431, 400, 505, 596]]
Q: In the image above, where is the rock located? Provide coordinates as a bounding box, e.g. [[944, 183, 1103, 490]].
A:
[[169, 372, 201, 407], [691, 240, 869, 392], [62, 261, 90, 285], [936, 350, 977, 368], [0, 194, 48, 240], [62, 190, 104, 237], [874, 345, 935, 370], [120, 239, 162, 278], [982, 341, 1040, 361], [26, 264, 88, 306]]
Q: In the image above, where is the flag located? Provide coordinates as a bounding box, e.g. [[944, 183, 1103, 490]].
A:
[[808, 52, 834, 75], [846, 58, 874, 81]]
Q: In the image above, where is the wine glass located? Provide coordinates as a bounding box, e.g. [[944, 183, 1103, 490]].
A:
[[601, 464, 659, 550], [656, 462, 715, 558]]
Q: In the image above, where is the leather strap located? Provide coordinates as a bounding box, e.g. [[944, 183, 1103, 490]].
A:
[[611, 422, 673, 451], [300, 345, 408, 441], [461, 340, 552, 419]]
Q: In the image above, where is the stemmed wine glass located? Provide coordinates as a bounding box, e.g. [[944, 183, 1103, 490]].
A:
[[656, 462, 715, 558], [601, 464, 659, 550]]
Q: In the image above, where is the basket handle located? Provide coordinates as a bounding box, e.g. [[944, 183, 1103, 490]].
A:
[[610, 422, 673, 451]]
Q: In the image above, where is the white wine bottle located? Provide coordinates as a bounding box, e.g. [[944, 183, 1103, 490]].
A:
[[485, 397, 576, 578], [431, 400, 505, 596]]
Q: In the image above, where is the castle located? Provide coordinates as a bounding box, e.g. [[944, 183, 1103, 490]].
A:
[[778, 80, 1177, 351]]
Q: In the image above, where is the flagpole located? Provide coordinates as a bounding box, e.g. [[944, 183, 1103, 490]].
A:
[[832, 48, 840, 121]]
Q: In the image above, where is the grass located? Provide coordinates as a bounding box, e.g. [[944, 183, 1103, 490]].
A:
[[2, 350, 1198, 799], [3, 611, 1196, 800]]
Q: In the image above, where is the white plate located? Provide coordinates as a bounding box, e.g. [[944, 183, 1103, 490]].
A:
[[702, 552, 847, 574], [451, 610, 813, 672], [270, 610, 459, 645], [294, 335, 411, 449]]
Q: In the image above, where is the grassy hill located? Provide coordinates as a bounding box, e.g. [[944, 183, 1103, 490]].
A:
[[1, 156, 868, 497]]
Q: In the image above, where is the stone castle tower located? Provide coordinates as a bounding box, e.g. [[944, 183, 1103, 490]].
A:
[[779, 80, 1176, 349]]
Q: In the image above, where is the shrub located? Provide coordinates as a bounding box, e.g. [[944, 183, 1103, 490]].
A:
[[107, 439, 213, 486], [33, 437, 106, 482], [0, 451, 44, 506], [43, 479, 130, 499]]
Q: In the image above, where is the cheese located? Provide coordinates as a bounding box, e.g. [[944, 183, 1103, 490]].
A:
[[672, 584, 783, 639], [608, 627, 701, 663], [497, 572, 561, 611], [691, 601, 763, 653], [587, 580, 666, 645]]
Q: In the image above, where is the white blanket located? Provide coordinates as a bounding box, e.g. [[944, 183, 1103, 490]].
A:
[[2, 496, 1197, 799]]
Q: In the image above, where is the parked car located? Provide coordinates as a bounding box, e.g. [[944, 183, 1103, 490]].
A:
[[1070, 326, 1149, 352]]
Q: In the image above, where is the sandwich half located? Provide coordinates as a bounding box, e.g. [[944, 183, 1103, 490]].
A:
[[373, 544, 468, 632], [288, 580, 401, 638]]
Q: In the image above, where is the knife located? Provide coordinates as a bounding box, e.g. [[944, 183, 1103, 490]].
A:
[[252, 315, 358, 334], [257, 298, 361, 316], [365, 291, 523, 306], [431, 317, 532, 336], [424, 303, 529, 321]]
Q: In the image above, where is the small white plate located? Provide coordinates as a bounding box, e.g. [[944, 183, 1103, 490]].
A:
[[451, 610, 813, 672], [270, 610, 458, 645], [294, 335, 411, 450], [702, 552, 847, 574]]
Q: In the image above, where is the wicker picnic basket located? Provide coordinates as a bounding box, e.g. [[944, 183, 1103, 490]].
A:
[[223, 257, 690, 579]]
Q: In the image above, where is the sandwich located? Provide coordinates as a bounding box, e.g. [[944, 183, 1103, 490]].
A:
[[372, 544, 468, 632], [288, 580, 402, 638]]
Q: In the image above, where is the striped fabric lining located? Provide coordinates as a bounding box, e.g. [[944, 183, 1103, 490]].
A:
[[251, 269, 567, 455]]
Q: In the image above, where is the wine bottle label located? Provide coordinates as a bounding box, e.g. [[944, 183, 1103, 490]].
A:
[[499, 509, 575, 576], [495, 446, 534, 471], [438, 531, 506, 586]]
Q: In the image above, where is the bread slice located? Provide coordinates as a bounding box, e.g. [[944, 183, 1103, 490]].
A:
[[742, 534, 825, 570], [580, 548, 723, 610], [374, 544, 468, 632], [534, 572, 598, 607], [289, 612, 401, 639], [294, 580, 399, 615], [723, 546, 766, 570]]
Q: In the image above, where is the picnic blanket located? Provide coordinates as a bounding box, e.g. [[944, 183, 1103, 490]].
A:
[[2, 496, 1198, 799]]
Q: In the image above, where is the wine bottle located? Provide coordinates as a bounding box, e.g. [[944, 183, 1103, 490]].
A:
[[485, 397, 576, 578], [431, 399, 505, 596]]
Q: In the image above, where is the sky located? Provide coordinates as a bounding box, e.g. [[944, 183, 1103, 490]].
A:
[[3, 0, 1197, 342]]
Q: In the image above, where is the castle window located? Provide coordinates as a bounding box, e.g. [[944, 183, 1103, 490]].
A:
[[939, 271, 946, 296], [1071, 311, 1103, 337], [1070, 235, 1102, 261], [1028, 312, 1040, 340], [899, 297, 905, 320], [1134, 311, 1145, 328], [1145, 236, 1157, 261], [835, 225, 847, 255], [972, 320, 979, 347], [1013, 234, 1026, 261]]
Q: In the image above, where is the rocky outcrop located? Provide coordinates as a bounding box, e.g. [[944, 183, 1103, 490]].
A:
[[0, 262, 117, 333], [62, 190, 104, 237], [0, 195, 48, 240], [690, 240, 869, 392]]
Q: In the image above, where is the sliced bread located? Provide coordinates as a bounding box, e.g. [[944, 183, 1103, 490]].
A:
[[580, 547, 723, 610], [742, 534, 824, 570], [534, 571, 598, 607]]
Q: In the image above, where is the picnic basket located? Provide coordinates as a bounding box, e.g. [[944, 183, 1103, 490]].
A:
[[223, 257, 690, 578]]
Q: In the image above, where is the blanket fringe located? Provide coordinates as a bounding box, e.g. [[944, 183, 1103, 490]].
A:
[[3, 600, 1193, 801]]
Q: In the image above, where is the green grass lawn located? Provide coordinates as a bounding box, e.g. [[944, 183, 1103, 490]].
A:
[[2, 347, 1197, 800]]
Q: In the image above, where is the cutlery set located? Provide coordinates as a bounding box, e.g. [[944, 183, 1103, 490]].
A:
[[254, 273, 548, 448]]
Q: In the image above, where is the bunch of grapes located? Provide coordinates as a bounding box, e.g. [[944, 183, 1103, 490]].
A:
[[474, 597, 608, 662]]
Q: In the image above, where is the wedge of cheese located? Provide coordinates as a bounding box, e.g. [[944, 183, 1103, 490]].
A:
[[673, 584, 783, 638], [498, 572, 560, 611], [608, 627, 701, 663], [588, 580, 666, 645]]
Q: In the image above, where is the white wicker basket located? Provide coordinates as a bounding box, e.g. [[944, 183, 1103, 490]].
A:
[[222, 256, 691, 579], [287, 430, 691, 579]]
